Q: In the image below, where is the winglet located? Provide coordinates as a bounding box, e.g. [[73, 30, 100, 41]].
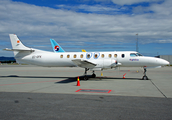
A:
[[50, 39, 65, 52]]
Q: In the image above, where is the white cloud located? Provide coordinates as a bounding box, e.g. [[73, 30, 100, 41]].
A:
[[93, 0, 163, 5], [156, 40, 172, 43], [57, 4, 119, 12], [150, 0, 172, 16], [132, 6, 150, 14], [0, 0, 172, 55]]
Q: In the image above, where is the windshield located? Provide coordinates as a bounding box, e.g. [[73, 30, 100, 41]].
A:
[[130, 53, 143, 57], [136, 53, 143, 56], [130, 53, 137, 57]]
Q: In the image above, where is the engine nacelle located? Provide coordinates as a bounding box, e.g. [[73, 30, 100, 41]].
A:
[[90, 59, 117, 69], [103, 59, 117, 68]]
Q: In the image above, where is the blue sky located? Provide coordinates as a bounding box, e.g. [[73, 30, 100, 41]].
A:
[[0, 0, 172, 57]]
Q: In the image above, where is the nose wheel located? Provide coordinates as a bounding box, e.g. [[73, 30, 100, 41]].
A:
[[142, 68, 149, 80]]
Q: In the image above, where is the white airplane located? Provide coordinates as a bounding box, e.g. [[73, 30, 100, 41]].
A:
[[4, 34, 170, 80]]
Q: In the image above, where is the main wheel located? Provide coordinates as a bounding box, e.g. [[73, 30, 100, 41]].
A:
[[92, 74, 96, 78], [84, 76, 89, 80]]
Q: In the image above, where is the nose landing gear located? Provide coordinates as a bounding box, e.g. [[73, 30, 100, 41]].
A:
[[142, 68, 149, 80]]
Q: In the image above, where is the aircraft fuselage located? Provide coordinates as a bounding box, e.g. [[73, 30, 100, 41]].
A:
[[16, 50, 169, 70]]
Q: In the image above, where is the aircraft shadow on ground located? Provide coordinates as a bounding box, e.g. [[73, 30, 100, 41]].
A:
[[0, 75, 145, 84], [0, 75, 68, 79], [96, 77, 143, 80], [56, 75, 144, 83], [0, 75, 77, 83]]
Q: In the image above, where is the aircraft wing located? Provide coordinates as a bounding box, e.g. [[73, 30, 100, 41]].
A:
[[72, 59, 96, 68]]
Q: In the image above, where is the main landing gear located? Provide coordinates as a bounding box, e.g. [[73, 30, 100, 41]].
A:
[[84, 68, 89, 80], [84, 68, 96, 80], [142, 68, 149, 80], [92, 71, 96, 78]]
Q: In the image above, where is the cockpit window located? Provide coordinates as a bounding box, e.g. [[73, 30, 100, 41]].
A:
[[130, 53, 137, 57], [136, 53, 143, 56], [130, 53, 143, 57]]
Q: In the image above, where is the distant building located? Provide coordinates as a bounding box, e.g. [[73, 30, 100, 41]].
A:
[[159, 55, 172, 65], [0, 56, 16, 63]]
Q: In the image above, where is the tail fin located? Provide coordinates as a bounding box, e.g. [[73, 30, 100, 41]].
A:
[[6, 34, 33, 57], [50, 39, 65, 52], [82, 49, 86, 52], [3, 34, 34, 64], [9, 34, 31, 50]]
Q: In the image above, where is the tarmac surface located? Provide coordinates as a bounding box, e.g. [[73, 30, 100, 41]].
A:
[[0, 65, 172, 119]]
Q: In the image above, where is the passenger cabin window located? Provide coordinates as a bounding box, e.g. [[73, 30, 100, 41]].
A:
[[87, 54, 91, 59], [74, 54, 77, 58], [67, 55, 70, 58], [109, 54, 112, 58], [60, 55, 63, 58], [114, 54, 117, 58], [94, 54, 98, 59], [80, 54, 83, 58], [101, 54, 104, 58], [121, 54, 125, 58]]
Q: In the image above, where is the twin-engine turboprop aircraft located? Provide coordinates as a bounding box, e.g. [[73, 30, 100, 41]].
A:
[[4, 34, 170, 80]]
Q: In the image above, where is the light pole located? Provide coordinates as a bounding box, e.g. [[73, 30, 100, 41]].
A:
[[136, 33, 138, 52]]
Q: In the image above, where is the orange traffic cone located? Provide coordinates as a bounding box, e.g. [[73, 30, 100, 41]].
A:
[[77, 76, 80, 86], [123, 73, 126, 79]]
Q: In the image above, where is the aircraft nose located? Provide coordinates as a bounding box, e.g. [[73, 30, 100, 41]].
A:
[[159, 59, 170, 66]]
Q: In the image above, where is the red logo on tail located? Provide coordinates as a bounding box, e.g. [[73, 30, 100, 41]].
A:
[[17, 40, 20, 43]]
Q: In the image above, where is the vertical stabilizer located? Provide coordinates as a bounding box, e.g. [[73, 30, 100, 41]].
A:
[[9, 34, 30, 50], [82, 49, 86, 52], [9, 34, 32, 57], [50, 39, 65, 52]]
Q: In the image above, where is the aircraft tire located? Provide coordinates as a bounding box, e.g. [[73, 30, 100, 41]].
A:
[[92, 74, 96, 78], [142, 75, 149, 80], [84, 76, 89, 80]]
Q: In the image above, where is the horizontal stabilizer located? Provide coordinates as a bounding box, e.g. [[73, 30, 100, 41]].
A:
[[72, 59, 96, 68], [3, 48, 35, 52]]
